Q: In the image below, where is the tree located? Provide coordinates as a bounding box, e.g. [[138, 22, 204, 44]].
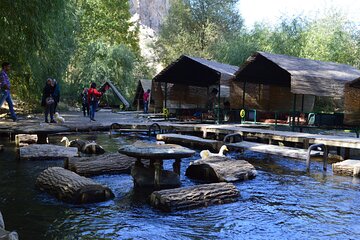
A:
[[156, 0, 243, 65]]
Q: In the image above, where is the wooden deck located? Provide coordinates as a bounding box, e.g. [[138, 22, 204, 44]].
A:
[[227, 141, 320, 160], [1, 111, 360, 154]]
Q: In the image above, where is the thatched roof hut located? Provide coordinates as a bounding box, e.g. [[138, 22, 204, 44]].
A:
[[153, 55, 238, 111], [232, 52, 360, 116], [132, 79, 152, 111]]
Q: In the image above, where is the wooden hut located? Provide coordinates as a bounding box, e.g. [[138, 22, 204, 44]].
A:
[[344, 77, 360, 125], [231, 51, 360, 124], [132, 79, 152, 111], [153, 55, 238, 114]]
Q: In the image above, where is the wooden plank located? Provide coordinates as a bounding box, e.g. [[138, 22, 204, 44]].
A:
[[20, 144, 78, 160], [332, 160, 360, 177], [227, 141, 313, 160], [156, 133, 222, 151]]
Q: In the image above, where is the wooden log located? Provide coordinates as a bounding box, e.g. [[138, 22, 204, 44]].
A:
[[35, 167, 114, 204], [156, 133, 222, 151], [15, 134, 38, 147], [65, 153, 136, 176], [19, 144, 78, 160], [0, 211, 19, 240], [332, 160, 360, 177], [186, 156, 257, 182], [150, 182, 240, 212]]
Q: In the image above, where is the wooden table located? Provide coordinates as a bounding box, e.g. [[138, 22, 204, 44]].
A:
[[118, 142, 195, 188]]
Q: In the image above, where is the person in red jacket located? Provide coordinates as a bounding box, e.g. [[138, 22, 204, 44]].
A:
[[87, 82, 103, 121]]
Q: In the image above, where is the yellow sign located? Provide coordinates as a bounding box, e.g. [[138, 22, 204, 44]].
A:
[[240, 109, 246, 118], [163, 108, 169, 117]]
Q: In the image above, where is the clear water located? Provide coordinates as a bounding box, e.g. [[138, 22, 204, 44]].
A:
[[0, 133, 359, 240]]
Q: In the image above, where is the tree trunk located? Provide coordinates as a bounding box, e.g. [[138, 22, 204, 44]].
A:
[[35, 167, 114, 204], [19, 144, 78, 160], [186, 156, 257, 182], [65, 153, 136, 176], [150, 182, 239, 212]]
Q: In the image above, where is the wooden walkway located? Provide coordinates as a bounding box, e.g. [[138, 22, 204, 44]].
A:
[[1, 111, 360, 153]]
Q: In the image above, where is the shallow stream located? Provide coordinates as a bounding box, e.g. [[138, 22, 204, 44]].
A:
[[0, 133, 359, 240]]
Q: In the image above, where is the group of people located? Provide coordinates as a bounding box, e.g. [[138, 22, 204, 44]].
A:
[[81, 82, 103, 121], [41, 78, 60, 123]]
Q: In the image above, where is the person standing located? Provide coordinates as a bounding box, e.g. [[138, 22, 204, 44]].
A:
[[81, 87, 89, 117], [87, 82, 102, 121], [143, 89, 150, 114], [41, 78, 56, 123], [0, 62, 17, 121], [52, 79, 60, 113]]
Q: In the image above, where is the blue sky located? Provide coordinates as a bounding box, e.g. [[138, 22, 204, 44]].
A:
[[238, 0, 360, 28]]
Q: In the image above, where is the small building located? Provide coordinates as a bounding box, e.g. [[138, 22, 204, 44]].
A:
[[231, 51, 360, 124], [344, 77, 360, 125], [153, 55, 238, 113], [132, 79, 152, 111]]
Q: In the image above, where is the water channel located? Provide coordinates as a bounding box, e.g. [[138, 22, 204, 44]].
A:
[[0, 132, 359, 239]]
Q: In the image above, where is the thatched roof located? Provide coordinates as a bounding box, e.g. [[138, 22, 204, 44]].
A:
[[349, 77, 360, 88], [99, 81, 130, 108], [140, 79, 152, 92], [132, 79, 152, 105], [235, 51, 360, 97], [153, 55, 238, 87]]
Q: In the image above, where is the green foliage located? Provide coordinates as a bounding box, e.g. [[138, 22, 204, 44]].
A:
[[156, 0, 243, 65], [0, 0, 76, 105]]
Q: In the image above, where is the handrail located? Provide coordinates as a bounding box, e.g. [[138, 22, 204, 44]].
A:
[[306, 143, 328, 172], [223, 133, 243, 143], [148, 123, 161, 137]]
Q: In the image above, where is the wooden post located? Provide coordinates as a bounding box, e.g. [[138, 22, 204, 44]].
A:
[[217, 82, 221, 124], [242, 79, 246, 109], [37, 133, 48, 144], [291, 94, 297, 132], [173, 159, 181, 175], [154, 159, 162, 188], [164, 82, 167, 110]]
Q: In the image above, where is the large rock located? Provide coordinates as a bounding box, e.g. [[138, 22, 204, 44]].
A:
[[150, 182, 240, 212], [19, 144, 78, 160], [36, 167, 114, 204], [332, 160, 360, 177], [186, 156, 257, 182], [65, 153, 136, 176]]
